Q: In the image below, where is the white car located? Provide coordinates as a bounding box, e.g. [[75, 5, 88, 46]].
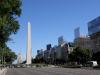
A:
[[87, 61, 98, 67]]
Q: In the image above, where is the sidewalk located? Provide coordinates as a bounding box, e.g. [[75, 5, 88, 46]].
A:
[[0, 68, 7, 75]]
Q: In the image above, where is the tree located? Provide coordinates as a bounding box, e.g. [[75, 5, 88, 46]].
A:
[[0, 0, 22, 47], [68, 47, 92, 64], [0, 46, 17, 64], [0, 0, 22, 64]]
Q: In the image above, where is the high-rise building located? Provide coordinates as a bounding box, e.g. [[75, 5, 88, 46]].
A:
[[36, 49, 44, 59], [17, 52, 22, 64], [26, 22, 32, 64], [74, 36, 92, 49], [46, 44, 52, 50], [58, 36, 65, 46], [88, 17, 100, 53], [74, 27, 92, 50], [74, 27, 80, 39], [88, 17, 100, 35]]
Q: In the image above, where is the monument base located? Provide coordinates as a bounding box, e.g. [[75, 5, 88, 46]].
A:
[[26, 64, 32, 68]]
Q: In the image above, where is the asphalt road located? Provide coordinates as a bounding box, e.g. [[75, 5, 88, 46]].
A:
[[6, 67, 100, 75]]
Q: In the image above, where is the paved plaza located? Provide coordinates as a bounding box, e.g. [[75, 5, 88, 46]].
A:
[[5, 67, 100, 75]]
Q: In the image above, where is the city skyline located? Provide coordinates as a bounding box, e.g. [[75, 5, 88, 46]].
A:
[[7, 0, 100, 60]]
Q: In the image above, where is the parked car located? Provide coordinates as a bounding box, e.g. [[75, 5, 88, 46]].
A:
[[86, 61, 98, 67]]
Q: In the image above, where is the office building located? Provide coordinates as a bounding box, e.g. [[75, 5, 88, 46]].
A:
[[17, 52, 22, 64], [36, 49, 44, 59], [88, 17, 100, 53], [74, 36, 92, 49], [74, 27, 80, 39], [46, 44, 52, 50], [58, 36, 65, 46]]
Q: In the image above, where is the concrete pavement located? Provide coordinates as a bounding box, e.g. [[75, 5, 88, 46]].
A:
[[0, 68, 7, 75], [6, 67, 100, 75]]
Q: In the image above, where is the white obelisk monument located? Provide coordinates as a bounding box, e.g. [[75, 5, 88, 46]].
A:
[[26, 22, 32, 64]]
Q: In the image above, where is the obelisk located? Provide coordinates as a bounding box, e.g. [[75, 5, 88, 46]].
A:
[[26, 22, 32, 64]]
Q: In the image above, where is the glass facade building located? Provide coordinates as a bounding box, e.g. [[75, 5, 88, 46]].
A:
[[88, 17, 100, 35], [74, 27, 80, 39], [88, 17, 100, 53]]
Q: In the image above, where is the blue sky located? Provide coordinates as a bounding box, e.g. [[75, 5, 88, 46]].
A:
[[7, 0, 100, 60]]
